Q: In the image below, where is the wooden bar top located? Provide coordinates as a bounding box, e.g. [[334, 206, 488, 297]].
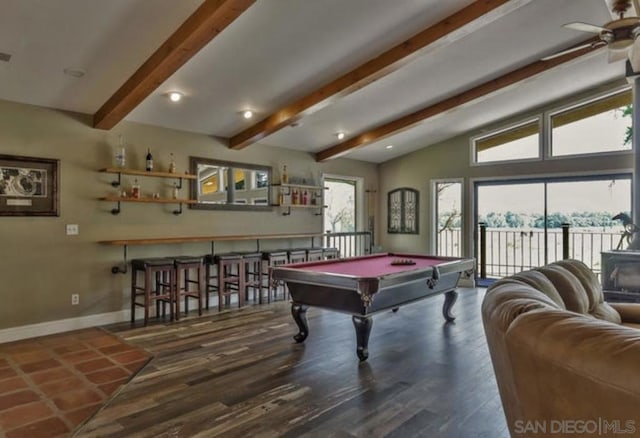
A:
[[98, 233, 323, 246]]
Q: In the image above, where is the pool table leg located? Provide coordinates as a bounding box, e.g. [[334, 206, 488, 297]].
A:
[[442, 290, 458, 322], [291, 303, 309, 342], [352, 315, 372, 361]]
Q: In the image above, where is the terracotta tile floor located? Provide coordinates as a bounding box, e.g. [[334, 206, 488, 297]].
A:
[[0, 328, 151, 438]]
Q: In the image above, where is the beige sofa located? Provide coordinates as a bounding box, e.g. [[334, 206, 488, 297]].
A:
[[482, 259, 640, 437]]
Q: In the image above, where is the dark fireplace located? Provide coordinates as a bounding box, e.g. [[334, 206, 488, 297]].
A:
[[601, 250, 640, 303]]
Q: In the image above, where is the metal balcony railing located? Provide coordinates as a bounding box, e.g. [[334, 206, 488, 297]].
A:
[[472, 223, 623, 279], [323, 231, 373, 258]]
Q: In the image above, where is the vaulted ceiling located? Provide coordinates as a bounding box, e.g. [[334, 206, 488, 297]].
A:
[[0, 0, 629, 163]]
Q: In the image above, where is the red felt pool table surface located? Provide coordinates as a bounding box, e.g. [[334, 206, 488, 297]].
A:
[[291, 253, 447, 277]]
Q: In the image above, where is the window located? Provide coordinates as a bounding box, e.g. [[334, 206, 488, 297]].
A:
[[324, 177, 357, 233], [388, 188, 418, 234], [550, 89, 632, 157], [473, 119, 540, 164], [434, 180, 462, 257]]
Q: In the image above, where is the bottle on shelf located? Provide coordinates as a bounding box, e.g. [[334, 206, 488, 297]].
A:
[[146, 148, 153, 172], [131, 179, 140, 199], [278, 187, 285, 205], [168, 153, 176, 174], [303, 190, 308, 205], [171, 182, 179, 200], [115, 134, 126, 168], [292, 188, 298, 205], [282, 165, 288, 184]]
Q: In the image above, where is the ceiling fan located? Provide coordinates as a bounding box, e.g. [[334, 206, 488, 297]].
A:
[[544, 0, 640, 70]]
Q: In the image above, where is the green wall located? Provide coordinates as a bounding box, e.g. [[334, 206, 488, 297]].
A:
[[0, 99, 378, 331]]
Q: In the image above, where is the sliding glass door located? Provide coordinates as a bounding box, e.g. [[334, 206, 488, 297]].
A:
[[475, 174, 631, 281]]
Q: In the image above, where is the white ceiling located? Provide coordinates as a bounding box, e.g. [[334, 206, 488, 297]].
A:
[[0, 0, 628, 163]]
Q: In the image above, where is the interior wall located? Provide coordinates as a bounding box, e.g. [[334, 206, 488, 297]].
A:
[[378, 79, 633, 256], [0, 99, 378, 330]]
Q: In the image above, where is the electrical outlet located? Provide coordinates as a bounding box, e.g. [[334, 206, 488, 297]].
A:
[[66, 224, 79, 235], [71, 294, 79, 305]]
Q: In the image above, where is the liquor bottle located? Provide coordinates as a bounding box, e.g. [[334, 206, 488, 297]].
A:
[[278, 187, 285, 205], [115, 134, 126, 168], [131, 179, 140, 199], [172, 182, 179, 200], [168, 153, 176, 174], [146, 148, 153, 171], [282, 165, 288, 184], [303, 190, 308, 205], [292, 188, 298, 205]]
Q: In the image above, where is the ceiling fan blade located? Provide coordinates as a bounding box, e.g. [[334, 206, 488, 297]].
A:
[[563, 22, 609, 33], [608, 47, 629, 63], [541, 41, 604, 61], [629, 38, 640, 71]]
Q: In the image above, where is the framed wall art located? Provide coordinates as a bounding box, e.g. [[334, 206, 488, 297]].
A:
[[388, 187, 418, 234], [0, 154, 59, 216]]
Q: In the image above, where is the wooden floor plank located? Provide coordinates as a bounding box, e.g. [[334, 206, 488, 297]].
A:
[[76, 288, 508, 437]]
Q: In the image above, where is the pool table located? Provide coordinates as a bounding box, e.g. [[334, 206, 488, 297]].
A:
[[272, 252, 475, 361]]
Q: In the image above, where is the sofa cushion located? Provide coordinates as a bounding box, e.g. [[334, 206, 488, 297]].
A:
[[552, 260, 622, 324], [536, 264, 590, 314], [506, 270, 566, 310]]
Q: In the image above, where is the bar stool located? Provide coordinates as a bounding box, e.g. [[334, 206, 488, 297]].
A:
[[205, 253, 245, 311], [130, 258, 175, 326], [306, 248, 324, 262], [323, 247, 340, 260], [287, 248, 308, 264], [234, 252, 264, 304], [262, 250, 289, 302], [172, 256, 204, 320]]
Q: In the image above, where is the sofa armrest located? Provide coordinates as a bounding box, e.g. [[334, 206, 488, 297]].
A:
[[610, 302, 640, 324], [504, 309, 640, 430]]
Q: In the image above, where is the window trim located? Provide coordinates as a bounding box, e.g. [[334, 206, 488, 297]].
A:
[[430, 178, 464, 255], [322, 173, 364, 233], [545, 84, 633, 159], [470, 116, 543, 166]]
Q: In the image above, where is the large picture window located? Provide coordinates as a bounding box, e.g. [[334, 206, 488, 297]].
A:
[[550, 89, 632, 157], [473, 119, 540, 164]]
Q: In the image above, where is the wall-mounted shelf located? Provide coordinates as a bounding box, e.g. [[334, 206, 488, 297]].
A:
[[271, 182, 326, 215], [99, 167, 196, 189], [99, 196, 196, 215], [99, 167, 197, 215]]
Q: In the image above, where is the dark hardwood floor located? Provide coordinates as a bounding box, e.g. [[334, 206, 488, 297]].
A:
[[76, 288, 508, 437]]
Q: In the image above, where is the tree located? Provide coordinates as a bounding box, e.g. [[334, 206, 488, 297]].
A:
[[622, 104, 633, 147], [325, 193, 355, 232]]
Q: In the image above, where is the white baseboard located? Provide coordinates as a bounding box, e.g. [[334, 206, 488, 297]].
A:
[[0, 310, 131, 344]]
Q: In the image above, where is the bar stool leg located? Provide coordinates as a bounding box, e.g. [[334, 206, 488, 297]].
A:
[[131, 268, 137, 323]]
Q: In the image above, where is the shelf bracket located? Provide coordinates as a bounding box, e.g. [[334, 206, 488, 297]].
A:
[[111, 201, 121, 215], [176, 177, 184, 189], [282, 206, 291, 216], [172, 202, 183, 215], [111, 245, 128, 274], [110, 172, 122, 188]]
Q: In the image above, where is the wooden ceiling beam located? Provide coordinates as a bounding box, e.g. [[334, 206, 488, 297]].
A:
[[315, 38, 602, 161], [93, 0, 255, 130], [229, 0, 534, 150]]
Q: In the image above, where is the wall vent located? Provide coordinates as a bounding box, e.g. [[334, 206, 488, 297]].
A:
[[0, 52, 12, 62]]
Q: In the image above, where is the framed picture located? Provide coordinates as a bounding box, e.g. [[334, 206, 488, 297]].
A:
[[0, 154, 59, 216], [387, 187, 419, 234]]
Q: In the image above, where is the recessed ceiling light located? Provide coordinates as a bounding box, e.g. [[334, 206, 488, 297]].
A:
[[63, 68, 86, 78], [243, 110, 253, 119], [168, 91, 183, 102], [386, 145, 393, 149], [336, 132, 345, 140]]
